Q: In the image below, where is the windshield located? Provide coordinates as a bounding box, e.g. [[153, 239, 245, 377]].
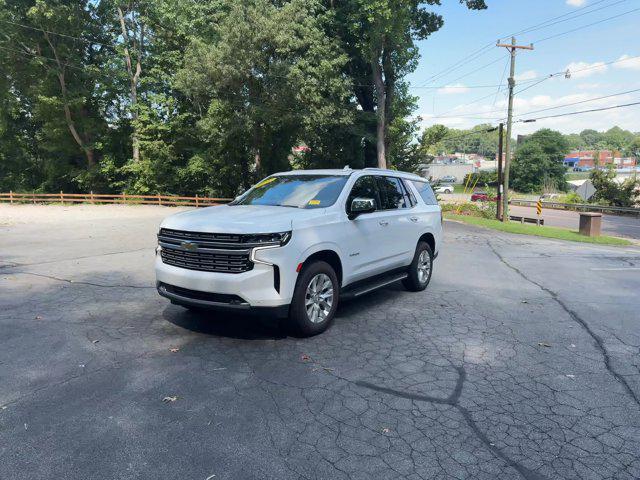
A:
[[232, 175, 349, 209]]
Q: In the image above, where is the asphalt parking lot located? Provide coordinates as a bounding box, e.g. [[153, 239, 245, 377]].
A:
[[1, 204, 640, 480]]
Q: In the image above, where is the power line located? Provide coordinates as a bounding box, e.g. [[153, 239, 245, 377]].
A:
[[0, 44, 89, 72], [439, 85, 640, 121], [415, 0, 628, 87], [426, 55, 506, 89], [440, 126, 499, 142], [0, 18, 114, 49], [507, 0, 626, 39], [533, 7, 640, 44], [430, 88, 508, 119], [418, 44, 495, 87], [514, 88, 640, 118], [492, 57, 509, 108], [513, 75, 553, 95], [519, 100, 640, 122]]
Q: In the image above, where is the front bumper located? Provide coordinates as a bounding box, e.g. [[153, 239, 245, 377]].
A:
[[157, 282, 289, 317], [155, 254, 292, 308]]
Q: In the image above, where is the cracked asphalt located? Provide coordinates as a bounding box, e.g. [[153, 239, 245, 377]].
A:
[[1, 204, 640, 480]]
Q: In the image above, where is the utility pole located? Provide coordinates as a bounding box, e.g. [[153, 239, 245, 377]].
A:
[[497, 37, 533, 222], [497, 125, 503, 219]]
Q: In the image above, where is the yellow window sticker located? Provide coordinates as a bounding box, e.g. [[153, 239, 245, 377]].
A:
[[308, 199, 321, 205], [255, 177, 277, 188]]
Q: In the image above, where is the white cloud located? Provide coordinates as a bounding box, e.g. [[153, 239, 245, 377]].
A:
[[565, 61, 607, 79], [613, 54, 640, 71], [436, 83, 470, 95], [420, 89, 640, 136], [566, 0, 586, 6], [515, 70, 537, 82]]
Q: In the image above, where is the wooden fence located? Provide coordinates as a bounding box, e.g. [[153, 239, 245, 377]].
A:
[[0, 191, 231, 207]]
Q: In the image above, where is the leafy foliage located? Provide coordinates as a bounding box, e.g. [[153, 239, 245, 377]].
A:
[[0, 0, 488, 195], [419, 123, 501, 158], [510, 129, 569, 193], [590, 166, 640, 207]]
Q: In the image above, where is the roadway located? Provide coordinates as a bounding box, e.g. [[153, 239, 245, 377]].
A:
[[509, 205, 640, 240], [1, 204, 640, 480]]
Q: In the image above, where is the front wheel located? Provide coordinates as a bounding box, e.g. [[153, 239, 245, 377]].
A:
[[289, 261, 339, 337], [402, 242, 434, 292]]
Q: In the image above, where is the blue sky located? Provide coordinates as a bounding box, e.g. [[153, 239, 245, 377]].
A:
[[408, 0, 640, 135]]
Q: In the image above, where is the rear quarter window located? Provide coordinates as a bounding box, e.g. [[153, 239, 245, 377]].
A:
[[410, 180, 439, 206]]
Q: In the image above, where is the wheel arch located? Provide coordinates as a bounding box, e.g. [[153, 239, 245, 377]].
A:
[[301, 249, 343, 286], [418, 232, 436, 254]]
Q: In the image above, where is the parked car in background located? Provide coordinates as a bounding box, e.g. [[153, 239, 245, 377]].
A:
[[435, 185, 454, 194], [440, 175, 457, 183], [470, 191, 496, 202], [540, 193, 560, 200], [156, 168, 443, 336]]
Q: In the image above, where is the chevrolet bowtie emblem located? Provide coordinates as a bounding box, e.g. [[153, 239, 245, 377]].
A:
[[180, 241, 198, 251]]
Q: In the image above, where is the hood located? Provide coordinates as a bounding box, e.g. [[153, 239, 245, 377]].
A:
[[160, 204, 325, 234]]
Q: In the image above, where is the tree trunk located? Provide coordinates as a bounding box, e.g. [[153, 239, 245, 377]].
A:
[[118, 6, 143, 163], [371, 49, 387, 169], [353, 85, 378, 168], [382, 48, 395, 160], [44, 33, 95, 168]]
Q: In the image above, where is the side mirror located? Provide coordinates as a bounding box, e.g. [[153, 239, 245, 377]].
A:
[[349, 197, 375, 219]]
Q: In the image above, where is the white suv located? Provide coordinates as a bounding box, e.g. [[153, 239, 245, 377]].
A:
[[155, 168, 442, 336]]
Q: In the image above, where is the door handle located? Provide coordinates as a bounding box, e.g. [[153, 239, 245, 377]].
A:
[[410, 216, 419, 222], [379, 220, 389, 226]]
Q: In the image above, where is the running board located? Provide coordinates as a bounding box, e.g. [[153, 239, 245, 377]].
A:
[[341, 272, 408, 300]]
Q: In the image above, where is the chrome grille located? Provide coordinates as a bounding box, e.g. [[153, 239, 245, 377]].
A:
[[158, 228, 253, 273]]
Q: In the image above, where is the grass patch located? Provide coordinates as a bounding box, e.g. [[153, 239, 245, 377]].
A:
[[565, 172, 591, 181], [445, 213, 632, 246]]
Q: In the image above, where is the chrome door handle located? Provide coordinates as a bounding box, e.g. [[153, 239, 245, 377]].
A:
[[379, 220, 389, 226], [410, 216, 419, 222]]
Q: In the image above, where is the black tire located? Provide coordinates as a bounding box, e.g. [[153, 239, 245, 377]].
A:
[[288, 260, 339, 337], [402, 241, 434, 292]]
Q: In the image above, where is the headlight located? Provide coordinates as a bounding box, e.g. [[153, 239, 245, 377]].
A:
[[243, 231, 291, 246]]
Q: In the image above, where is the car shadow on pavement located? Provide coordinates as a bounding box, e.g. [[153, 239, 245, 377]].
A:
[[162, 305, 288, 340]]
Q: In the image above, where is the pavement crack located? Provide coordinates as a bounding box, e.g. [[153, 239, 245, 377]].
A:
[[0, 247, 150, 270], [487, 240, 640, 409], [356, 366, 549, 480], [8, 271, 154, 289]]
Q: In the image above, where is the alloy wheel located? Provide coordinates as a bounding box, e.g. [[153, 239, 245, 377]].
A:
[[305, 273, 334, 323], [417, 250, 431, 284]]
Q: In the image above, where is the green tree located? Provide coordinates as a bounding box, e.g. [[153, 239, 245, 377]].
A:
[[510, 129, 569, 193], [419, 124, 449, 159], [326, 0, 486, 168], [590, 166, 640, 207], [627, 136, 640, 158], [600, 126, 635, 152], [176, 0, 352, 190]]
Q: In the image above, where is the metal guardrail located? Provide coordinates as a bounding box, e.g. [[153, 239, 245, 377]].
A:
[[510, 199, 640, 216], [0, 191, 232, 207]]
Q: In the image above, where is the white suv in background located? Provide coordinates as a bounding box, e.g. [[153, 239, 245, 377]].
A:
[[155, 168, 442, 336]]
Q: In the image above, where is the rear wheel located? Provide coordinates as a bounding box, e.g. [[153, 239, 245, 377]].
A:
[[402, 241, 433, 292], [289, 261, 339, 336]]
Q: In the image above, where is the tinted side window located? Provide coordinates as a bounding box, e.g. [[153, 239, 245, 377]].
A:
[[411, 181, 438, 206], [377, 176, 407, 210], [347, 176, 379, 211]]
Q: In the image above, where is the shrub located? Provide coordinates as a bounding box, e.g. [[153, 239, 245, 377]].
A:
[[442, 201, 496, 219]]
